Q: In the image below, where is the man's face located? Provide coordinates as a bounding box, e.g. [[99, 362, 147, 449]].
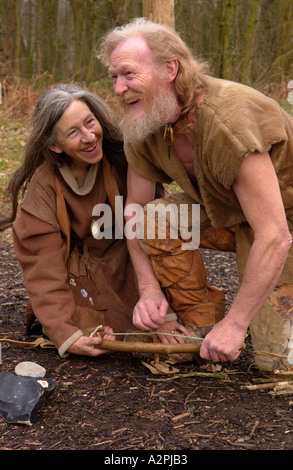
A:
[[110, 37, 161, 118], [109, 37, 178, 144]]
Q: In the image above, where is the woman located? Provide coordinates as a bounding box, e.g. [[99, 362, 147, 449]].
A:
[[1, 84, 187, 358]]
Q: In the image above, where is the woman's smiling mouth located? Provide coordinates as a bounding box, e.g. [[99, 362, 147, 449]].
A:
[[83, 142, 97, 153]]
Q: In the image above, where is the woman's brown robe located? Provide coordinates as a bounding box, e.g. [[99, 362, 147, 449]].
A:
[[13, 157, 139, 357]]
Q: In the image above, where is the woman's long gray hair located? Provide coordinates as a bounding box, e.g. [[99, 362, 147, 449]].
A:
[[1, 83, 126, 230]]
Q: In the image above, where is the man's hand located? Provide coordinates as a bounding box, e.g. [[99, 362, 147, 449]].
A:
[[68, 327, 115, 356], [133, 288, 169, 330], [199, 315, 246, 362]]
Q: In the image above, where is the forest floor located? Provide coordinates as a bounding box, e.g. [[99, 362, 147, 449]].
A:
[[1, 228, 293, 454]]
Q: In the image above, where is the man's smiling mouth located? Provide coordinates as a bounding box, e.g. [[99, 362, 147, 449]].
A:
[[127, 98, 139, 106], [124, 92, 142, 106]]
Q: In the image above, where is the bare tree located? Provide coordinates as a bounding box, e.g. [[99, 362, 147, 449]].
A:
[[143, 0, 175, 28], [0, 0, 292, 91]]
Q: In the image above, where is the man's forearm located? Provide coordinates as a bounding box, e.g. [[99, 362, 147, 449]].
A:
[[126, 237, 161, 293]]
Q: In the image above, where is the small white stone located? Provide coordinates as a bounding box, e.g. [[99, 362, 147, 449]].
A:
[[91, 222, 100, 239], [14, 361, 46, 378]]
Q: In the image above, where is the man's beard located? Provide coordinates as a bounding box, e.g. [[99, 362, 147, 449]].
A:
[[118, 84, 178, 145]]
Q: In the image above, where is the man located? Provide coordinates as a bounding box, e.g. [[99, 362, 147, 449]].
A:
[[98, 18, 293, 372]]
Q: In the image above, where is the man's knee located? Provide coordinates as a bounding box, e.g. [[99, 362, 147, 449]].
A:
[[137, 193, 200, 254], [250, 284, 293, 372]]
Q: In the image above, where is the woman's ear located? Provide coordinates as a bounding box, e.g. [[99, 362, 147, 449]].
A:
[[49, 143, 63, 154], [165, 59, 179, 83]]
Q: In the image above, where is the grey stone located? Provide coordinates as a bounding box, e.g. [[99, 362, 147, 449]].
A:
[[0, 371, 57, 425]]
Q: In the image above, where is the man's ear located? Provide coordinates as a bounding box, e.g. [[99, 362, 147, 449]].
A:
[[165, 59, 179, 83], [49, 143, 63, 154]]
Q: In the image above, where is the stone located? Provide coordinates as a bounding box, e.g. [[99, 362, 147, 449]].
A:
[[14, 361, 46, 378], [0, 371, 57, 425]]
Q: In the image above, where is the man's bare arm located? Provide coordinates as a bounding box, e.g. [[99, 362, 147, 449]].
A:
[[125, 167, 169, 329], [200, 151, 292, 362]]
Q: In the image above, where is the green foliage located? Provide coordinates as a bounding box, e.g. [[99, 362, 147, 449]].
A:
[[0, 115, 28, 196]]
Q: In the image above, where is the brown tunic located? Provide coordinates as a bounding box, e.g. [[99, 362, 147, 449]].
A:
[[13, 158, 138, 356], [125, 76, 293, 228]]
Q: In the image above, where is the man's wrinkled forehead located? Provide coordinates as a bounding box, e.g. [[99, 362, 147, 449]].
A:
[[109, 36, 154, 70]]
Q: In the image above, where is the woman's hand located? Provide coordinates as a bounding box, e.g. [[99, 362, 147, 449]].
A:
[[156, 320, 190, 345], [68, 326, 115, 356]]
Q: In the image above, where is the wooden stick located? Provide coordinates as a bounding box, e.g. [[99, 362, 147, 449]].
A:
[[100, 339, 246, 355], [0, 335, 245, 355], [241, 380, 293, 391], [100, 339, 202, 354]]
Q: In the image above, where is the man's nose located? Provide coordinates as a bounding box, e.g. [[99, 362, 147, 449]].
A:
[[114, 76, 128, 96]]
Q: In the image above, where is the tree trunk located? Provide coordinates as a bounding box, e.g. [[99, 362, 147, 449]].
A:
[[143, 0, 175, 29], [85, 2, 100, 85], [275, 0, 293, 78], [240, 0, 260, 84], [34, 0, 43, 76], [5, 0, 14, 74], [218, 0, 235, 80], [13, 0, 21, 76], [50, 0, 60, 78], [69, 0, 87, 80]]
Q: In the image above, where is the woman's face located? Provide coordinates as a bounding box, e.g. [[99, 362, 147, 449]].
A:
[[49, 100, 103, 170]]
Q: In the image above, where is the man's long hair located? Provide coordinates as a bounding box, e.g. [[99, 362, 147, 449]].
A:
[[98, 17, 209, 126], [0, 83, 126, 230]]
